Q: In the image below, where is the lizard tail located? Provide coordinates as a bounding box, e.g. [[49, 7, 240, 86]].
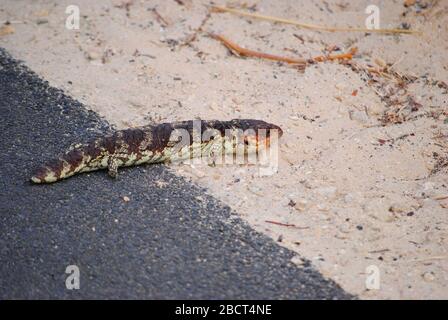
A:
[[30, 146, 90, 184]]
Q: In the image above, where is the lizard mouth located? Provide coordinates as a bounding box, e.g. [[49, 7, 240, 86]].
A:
[[244, 134, 280, 149]]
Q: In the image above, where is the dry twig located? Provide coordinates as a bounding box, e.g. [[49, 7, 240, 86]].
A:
[[150, 8, 169, 27], [265, 220, 309, 229], [181, 13, 211, 47]]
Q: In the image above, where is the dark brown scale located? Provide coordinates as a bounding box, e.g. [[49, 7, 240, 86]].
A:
[[83, 144, 100, 161], [150, 123, 174, 152], [121, 128, 147, 155], [99, 135, 117, 155], [46, 158, 65, 178], [33, 166, 49, 181], [63, 148, 84, 171], [170, 120, 226, 146], [203, 120, 231, 136]]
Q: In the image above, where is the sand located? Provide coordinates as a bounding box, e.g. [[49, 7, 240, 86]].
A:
[[1, 0, 447, 299]]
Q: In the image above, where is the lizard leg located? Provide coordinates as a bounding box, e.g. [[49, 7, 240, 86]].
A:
[[208, 143, 220, 167], [107, 156, 119, 178]]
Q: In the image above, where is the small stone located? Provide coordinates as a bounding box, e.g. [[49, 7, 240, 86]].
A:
[[422, 271, 435, 282], [86, 50, 101, 61], [389, 203, 410, 213], [337, 223, 351, 234], [123, 196, 130, 202], [293, 199, 308, 212], [291, 255, 305, 266], [349, 110, 370, 124], [288, 115, 301, 121], [299, 179, 313, 189], [36, 18, 49, 25], [155, 180, 168, 188], [401, 22, 411, 30]]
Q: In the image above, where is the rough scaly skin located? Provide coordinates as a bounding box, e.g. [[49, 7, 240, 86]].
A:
[[30, 119, 283, 184]]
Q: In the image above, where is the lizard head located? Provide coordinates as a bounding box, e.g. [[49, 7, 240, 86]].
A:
[[229, 119, 283, 149]]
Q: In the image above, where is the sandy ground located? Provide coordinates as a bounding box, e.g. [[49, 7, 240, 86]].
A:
[[1, 0, 447, 299]]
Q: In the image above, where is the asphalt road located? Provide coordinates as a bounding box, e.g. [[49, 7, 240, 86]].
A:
[[0, 48, 352, 299]]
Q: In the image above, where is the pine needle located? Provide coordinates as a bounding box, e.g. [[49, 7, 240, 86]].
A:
[[210, 33, 356, 69], [209, 33, 307, 65], [211, 6, 421, 35]]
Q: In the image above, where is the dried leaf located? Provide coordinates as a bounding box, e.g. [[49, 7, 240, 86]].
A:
[[404, 0, 416, 7]]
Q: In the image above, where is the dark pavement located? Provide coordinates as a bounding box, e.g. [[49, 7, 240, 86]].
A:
[[0, 48, 353, 299]]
